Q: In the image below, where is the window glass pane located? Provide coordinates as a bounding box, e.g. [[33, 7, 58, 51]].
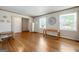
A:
[[39, 17, 46, 29], [60, 13, 77, 31]]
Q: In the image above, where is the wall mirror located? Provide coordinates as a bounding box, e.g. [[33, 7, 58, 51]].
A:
[[48, 17, 56, 25]]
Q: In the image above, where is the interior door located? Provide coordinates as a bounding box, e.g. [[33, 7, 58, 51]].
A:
[[22, 18, 29, 32]]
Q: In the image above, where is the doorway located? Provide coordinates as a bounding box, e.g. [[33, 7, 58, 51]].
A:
[[22, 18, 29, 32]]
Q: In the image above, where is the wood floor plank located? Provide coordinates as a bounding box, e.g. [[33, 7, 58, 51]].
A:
[[0, 32, 79, 52]]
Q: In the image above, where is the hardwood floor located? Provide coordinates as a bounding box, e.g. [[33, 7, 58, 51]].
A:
[[0, 32, 79, 52]]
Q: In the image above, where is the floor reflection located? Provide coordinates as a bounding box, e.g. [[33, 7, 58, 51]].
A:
[[36, 36, 48, 52]]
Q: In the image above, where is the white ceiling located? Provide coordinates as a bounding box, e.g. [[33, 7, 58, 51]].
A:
[[0, 6, 74, 17]]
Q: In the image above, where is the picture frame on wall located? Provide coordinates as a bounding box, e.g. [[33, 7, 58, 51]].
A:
[[7, 20, 11, 23], [0, 14, 11, 23], [0, 19, 5, 22]]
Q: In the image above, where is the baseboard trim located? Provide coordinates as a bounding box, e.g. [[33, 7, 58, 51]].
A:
[[35, 32, 79, 41]]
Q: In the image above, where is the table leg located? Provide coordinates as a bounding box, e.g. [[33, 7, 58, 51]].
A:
[[43, 29, 46, 37], [57, 32, 60, 38]]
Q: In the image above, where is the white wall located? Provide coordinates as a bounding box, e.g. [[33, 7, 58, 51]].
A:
[[34, 17, 40, 32], [34, 7, 79, 40], [0, 11, 11, 32], [28, 17, 33, 32], [12, 16, 22, 33], [0, 10, 33, 33]]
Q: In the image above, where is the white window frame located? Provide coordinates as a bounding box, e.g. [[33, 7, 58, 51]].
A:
[[59, 12, 77, 31], [39, 17, 46, 29]]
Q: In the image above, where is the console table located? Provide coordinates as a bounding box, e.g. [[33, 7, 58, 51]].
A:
[[43, 29, 60, 37], [0, 32, 14, 41]]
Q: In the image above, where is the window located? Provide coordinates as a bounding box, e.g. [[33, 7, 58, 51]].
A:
[[59, 13, 77, 31], [39, 17, 46, 29]]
